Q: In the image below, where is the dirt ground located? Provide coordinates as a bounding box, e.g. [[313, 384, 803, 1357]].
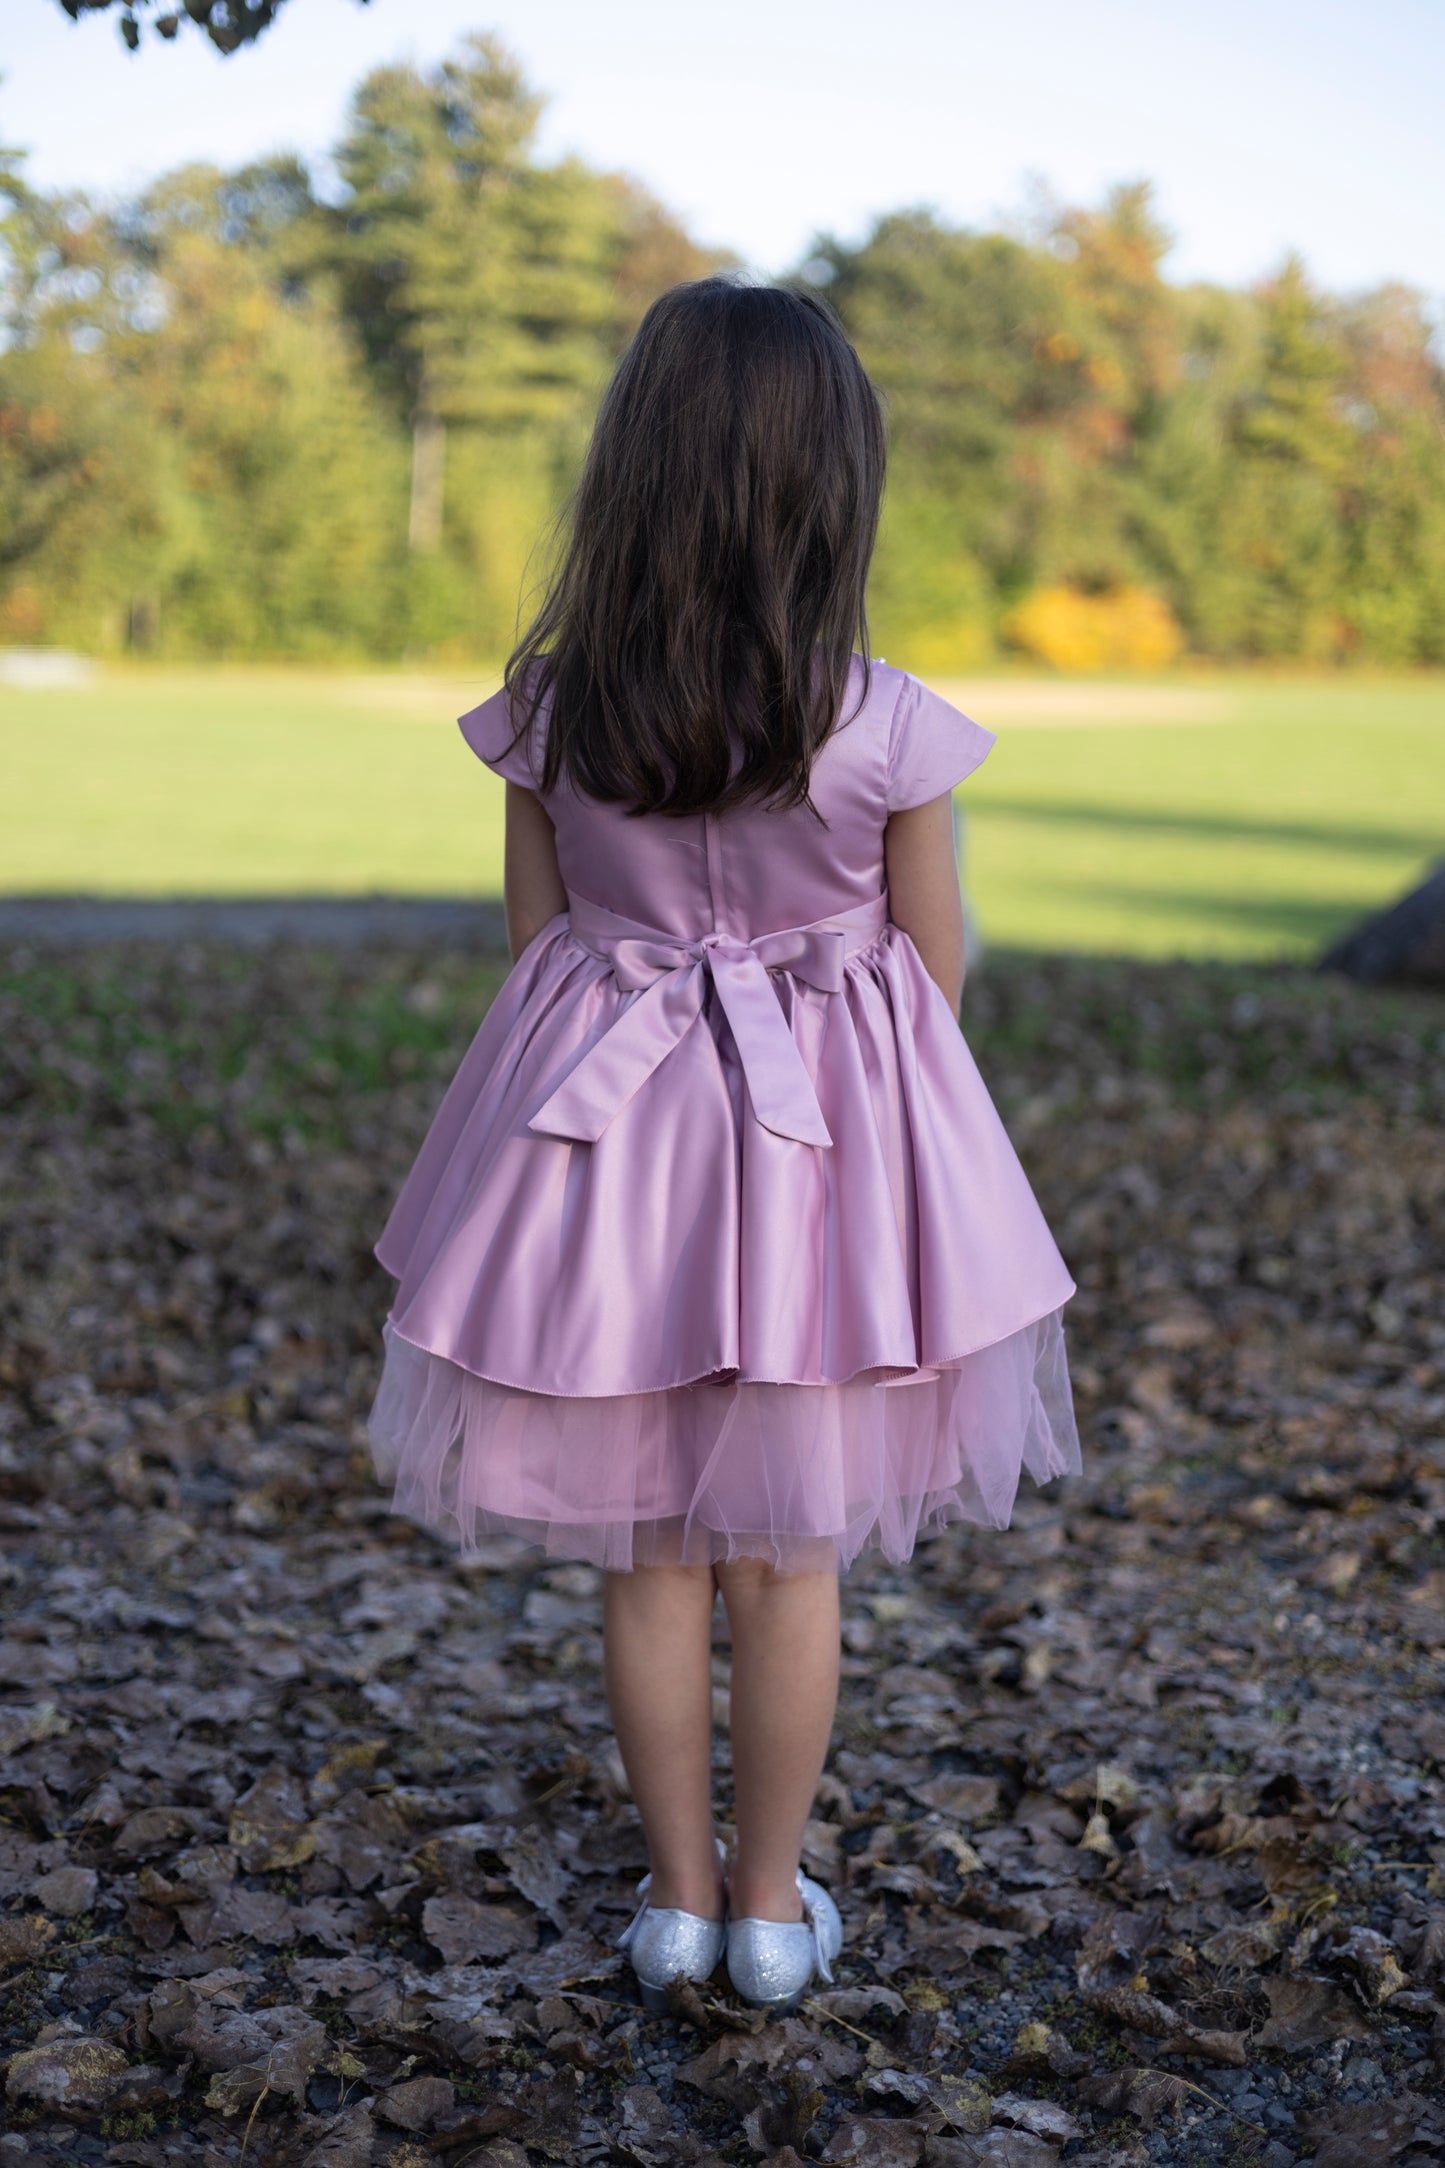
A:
[[1, 940, 1442, 2168]]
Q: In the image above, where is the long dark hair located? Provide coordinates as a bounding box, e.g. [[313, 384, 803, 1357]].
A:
[[503, 277, 886, 816]]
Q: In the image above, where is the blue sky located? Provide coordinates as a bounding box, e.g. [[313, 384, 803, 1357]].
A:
[[5, 0, 1442, 300]]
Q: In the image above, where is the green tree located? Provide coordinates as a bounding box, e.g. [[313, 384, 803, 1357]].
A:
[[0, 156, 164, 647], [1211, 259, 1355, 659], [1333, 282, 1445, 664], [324, 34, 717, 645], [7, 48, 1444, 671], [114, 166, 404, 653], [0, 162, 403, 654], [808, 208, 1137, 660]]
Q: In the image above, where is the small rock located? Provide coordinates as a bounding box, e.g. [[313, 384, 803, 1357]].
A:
[[5, 2035, 129, 2117]]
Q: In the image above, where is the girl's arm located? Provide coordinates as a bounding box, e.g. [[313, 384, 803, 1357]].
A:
[[884, 791, 966, 1014], [503, 782, 568, 963]]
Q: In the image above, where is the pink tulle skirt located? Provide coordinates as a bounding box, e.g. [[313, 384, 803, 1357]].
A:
[[367, 906, 1082, 1576], [367, 1308, 1079, 1576]]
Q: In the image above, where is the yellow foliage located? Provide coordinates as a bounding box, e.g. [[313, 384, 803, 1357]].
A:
[[999, 583, 1183, 671], [0, 583, 46, 639]]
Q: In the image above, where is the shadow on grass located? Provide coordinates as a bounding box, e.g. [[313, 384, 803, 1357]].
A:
[[970, 799, 1441, 859], [1003, 882, 1380, 950]]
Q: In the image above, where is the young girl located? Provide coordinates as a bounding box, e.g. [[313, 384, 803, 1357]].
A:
[[367, 279, 1080, 2017]]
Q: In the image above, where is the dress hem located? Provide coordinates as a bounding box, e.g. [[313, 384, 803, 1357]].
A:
[[372, 1274, 1080, 1402], [365, 1306, 1083, 1577]]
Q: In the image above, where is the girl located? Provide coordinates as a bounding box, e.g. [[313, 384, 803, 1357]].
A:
[[368, 279, 1080, 2017]]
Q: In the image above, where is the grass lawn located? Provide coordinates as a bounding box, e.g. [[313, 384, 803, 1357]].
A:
[[3, 662, 1441, 958]]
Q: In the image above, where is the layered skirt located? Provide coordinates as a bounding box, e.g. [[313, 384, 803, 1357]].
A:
[[368, 904, 1081, 1575]]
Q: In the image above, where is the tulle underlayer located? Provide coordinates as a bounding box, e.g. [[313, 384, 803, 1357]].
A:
[[367, 1311, 1081, 1577]]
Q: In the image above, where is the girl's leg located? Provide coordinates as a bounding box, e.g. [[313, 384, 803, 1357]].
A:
[[714, 1557, 840, 1922], [602, 1561, 726, 1919]]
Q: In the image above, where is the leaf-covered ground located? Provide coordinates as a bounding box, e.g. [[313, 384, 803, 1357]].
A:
[[1, 940, 1443, 2168]]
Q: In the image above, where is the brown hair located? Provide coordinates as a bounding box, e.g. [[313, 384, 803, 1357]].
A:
[[503, 277, 886, 816]]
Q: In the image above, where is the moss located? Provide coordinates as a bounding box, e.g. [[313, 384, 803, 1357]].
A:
[[100, 2110, 159, 2141]]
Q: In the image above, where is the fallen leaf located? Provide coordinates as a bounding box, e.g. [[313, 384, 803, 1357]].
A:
[[301, 2103, 376, 2168], [31, 1865, 98, 1917], [1296, 2093, 1438, 2168], [990, 2091, 1084, 2142], [376, 2074, 455, 2130], [907, 1774, 1003, 1823], [1076, 2066, 1190, 2128], [0, 1913, 56, 1971], [1256, 1973, 1377, 2048], [820, 2115, 926, 2166], [228, 1766, 317, 1870], [1005, 2021, 1091, 2080], [420, 1891, 536, 1965], [112, 1805, 206, 1858]]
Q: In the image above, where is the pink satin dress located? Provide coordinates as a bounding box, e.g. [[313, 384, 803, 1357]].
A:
[[367, 657, 1081, 1574]]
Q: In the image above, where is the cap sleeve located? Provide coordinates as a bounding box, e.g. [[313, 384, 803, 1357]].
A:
[[886, 674, 996, 813], [457, 685, 543, 789]]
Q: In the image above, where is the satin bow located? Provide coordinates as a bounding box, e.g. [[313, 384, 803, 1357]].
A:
[[528, 893, 889, 1149]]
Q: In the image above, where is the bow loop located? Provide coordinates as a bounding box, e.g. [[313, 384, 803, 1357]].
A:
[[605, 936, 695, 993], [526, 893, 887, 1149]]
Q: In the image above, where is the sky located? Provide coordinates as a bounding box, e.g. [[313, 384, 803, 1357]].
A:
[[4, 0, 1443, 301]]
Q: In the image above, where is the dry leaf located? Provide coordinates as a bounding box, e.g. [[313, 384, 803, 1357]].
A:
[[1076, 2065, 1190, 2127], [3, 941, 1442, 2166], [1256, 1973, 1377, 2048]]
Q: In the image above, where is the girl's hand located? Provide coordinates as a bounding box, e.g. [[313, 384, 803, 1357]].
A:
[[503, 782, 568, 962], [884, 790, 966, 1014]]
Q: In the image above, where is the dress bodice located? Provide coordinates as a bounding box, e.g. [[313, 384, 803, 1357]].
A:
[[459, 656, 995, 941]]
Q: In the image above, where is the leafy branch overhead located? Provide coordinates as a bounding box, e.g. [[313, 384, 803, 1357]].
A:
[[55, 0, 369, 56]]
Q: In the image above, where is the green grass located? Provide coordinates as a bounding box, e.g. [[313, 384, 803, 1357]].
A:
[[3, 663, 1441, 958], [958, 672, 1443, 957]]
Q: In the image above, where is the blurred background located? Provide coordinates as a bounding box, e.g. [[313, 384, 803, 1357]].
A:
[[2, 0, 1443, 959]]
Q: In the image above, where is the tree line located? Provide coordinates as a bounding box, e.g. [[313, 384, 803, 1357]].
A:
[[3, 33, 1443, 668]]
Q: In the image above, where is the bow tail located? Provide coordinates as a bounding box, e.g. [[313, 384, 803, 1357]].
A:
[[527, 966, 706, 1143], [708, 954, 834, 1148]]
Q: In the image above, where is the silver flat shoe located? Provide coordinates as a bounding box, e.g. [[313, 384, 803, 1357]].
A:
[[616, 1835, 728, 2013], [725, 1869, 843, 2015]]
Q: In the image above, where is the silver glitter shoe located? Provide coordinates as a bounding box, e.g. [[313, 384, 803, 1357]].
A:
[[725, 1869, 843, 2015], [616, 1836, 728, 2013]]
